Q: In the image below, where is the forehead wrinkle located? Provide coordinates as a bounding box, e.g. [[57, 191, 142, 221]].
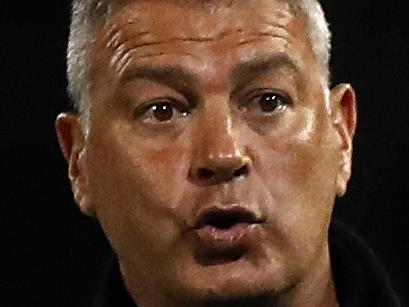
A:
[[116, 51, 197, 76], [234, 31, 291, 46], [110, 36, 208, 74], [136, 51, 195, 59], [111, 29, 292, 77], [104, 25, 151, 55], [101, 0, 297, 41], [214, 24, 290, 41], [109, 23, 293, 60], [101, 22, 153, 71], [114, 30, 290, 53], [103, 0, 296, 43]]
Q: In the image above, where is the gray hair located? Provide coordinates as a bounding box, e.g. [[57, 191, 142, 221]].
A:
[[67, 0, 331, 123]]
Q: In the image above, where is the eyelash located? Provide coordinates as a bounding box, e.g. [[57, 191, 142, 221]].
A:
[[133, 97, 190, 121], [242, 89, 292, 109]]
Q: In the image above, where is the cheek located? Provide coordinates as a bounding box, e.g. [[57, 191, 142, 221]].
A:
[[84, 127, 193, 261], [258, 110, 337, 192], [254, 108, 338, 245], [88, 122, 191, 207]]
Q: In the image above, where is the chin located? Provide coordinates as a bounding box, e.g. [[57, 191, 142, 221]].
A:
[[171, 254, 294, 303]]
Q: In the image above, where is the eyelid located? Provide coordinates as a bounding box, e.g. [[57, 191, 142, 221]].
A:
[[249, 88, 289, 98], [242, 88, 292, 106], [133, 96, 190, 118]]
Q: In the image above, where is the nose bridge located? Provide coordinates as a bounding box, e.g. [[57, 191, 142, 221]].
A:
[[190, 95, 250, 185], [196, 95, 237, 160]]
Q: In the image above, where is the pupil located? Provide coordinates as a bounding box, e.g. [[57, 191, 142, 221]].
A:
[[260, 93, 280, 112], [153, 103, 173, 121]]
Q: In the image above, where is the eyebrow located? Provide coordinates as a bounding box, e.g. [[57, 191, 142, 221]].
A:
[[120, 53, 303, 100], [120, 65, 200, 103], [231, 53, 304, 90]]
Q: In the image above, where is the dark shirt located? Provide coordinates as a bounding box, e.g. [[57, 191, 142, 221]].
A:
[[93, 221, 400, 307]]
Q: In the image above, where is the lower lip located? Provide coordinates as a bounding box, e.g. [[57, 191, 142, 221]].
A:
[[195, 223, 261, 250]]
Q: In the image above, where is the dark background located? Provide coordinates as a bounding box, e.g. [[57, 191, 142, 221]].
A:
[[1, 1, 408, 306]]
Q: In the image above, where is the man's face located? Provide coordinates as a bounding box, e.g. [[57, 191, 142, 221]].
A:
[[61, 0, 354, 304]]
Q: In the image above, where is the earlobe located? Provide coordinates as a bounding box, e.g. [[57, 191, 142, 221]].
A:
[[330, 84, 357, 196], [55, 113, 94, 215]]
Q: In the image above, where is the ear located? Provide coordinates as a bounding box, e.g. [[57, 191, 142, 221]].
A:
[[55, 113, 95, 216], [330, 84, 357, 197]]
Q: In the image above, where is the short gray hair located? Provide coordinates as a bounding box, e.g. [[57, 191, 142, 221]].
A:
[[67, 0, 331, 118]]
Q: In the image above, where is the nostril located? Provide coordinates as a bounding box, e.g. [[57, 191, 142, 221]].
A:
[[197, 168, 215, 180], [233, 165, 248, 178]]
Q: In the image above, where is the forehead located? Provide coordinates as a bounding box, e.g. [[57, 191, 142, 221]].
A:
[[105, 0, 298, 26], [93, 0, 315, 84], [101, 0, 304, 41]]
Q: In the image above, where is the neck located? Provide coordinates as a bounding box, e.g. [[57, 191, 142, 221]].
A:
[[123, 243, 339, 307]]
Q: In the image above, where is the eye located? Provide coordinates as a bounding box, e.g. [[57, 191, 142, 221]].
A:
[[256, 92, 288, 113], [151, 102, 175, 122], [134, 98, 189, 124]]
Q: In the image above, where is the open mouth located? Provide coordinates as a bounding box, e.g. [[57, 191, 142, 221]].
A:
[[194, 206, 262, 230], [193, 206, 264, 265]]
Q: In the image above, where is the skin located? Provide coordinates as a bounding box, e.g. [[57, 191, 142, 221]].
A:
[[56, 0, 357, 306]]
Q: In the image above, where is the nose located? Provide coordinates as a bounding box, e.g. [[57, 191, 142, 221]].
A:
[[189, 108, 251, 186]]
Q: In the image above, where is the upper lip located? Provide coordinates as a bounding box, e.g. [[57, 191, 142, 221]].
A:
[[193, 205, 263, 229]]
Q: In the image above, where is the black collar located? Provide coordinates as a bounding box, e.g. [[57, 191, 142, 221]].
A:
[[329, 221, 400, 307]]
